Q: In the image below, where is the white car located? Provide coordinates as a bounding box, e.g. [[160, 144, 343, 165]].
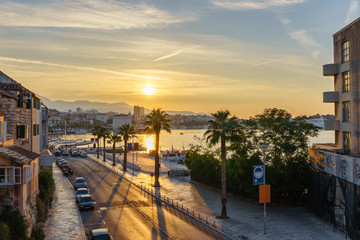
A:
[[75, 188, 90, 202]]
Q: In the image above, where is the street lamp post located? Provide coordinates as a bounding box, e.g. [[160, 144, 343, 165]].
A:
[[261, 144, 268, 235], [132, 135, 135, 175]]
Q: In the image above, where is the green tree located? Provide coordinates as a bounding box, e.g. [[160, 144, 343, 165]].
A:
[[107, 133, 122, 166], [91, 125, 102, 158], [244, 108, 320, 201], [0, 221, 10, 240], [118, 123, 135, 171], [144, 108, 171, 187], [204, 110, 241, 219], [0, 209, 27, 240]]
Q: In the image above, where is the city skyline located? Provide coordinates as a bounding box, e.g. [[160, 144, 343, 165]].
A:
[[0, 0, 358, 118]]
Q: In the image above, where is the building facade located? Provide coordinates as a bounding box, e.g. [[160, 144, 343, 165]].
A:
[[133, 105, 144, 122], [311, 18, 360, 239], [113, 113, 132, 132]]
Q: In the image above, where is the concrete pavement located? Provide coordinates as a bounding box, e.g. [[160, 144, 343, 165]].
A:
[[90, 153, 347, 240], [43, 160, 85, 240]]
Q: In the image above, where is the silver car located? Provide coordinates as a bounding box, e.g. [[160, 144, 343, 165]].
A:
[[75, 188, 90, 202], [74, 177, 87, 190]]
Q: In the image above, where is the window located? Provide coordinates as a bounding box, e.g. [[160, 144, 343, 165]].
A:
[[33, 99, 40, 110], [25, 166, 31, 183], [14, 167, 21, 184], [342, 41, 349, 63], [342, 101, 350, 122], [32, 162, 37, 177], [17, 95, 23, 108], [344, 131, 351, 154], [16, 125, 26, 138], [33, 124, 40, 136], [0, 167, 16, 185], [343, 71, 350, 92]]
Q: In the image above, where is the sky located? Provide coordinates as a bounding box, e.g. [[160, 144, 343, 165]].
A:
[[0, 0, 358, 118]]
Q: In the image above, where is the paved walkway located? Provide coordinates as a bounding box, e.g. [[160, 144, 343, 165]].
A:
[[43, 159, 85, 240], [90, 153, 347, 240]]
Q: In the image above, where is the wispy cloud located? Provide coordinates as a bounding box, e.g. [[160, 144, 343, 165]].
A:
[[213, 0, 304, 10], [249, 56, 295, 67], [154, 46, 200, 62], [290, 30, 319, 48], [346, 1, 359, 24], [0, 0, 195, 29], [0, 56, 161, 80]]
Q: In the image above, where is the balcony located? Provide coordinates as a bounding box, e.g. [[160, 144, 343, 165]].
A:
[[323, 119, 339, 131], [323, 63, 338, 76], [323, 91, 339, 103]]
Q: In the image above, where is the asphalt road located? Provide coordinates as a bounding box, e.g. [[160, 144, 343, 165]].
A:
[[62, 156, 226, 240]]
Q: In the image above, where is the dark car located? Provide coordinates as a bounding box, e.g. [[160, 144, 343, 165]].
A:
[[62, 150, 69, 156], [71, 151, 79, 157], [60, 161, 69, 168], [74, 177, 87, 190], [56, 158, 64, 166], [75, 188, 90, 202], [79, 194, 94, 210], [54, 150, 61, 156], [88, 228, 111, 240]]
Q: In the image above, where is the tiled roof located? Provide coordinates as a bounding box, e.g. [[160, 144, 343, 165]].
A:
[[0, 146, 40, 165], [0, 83, 33, 97]]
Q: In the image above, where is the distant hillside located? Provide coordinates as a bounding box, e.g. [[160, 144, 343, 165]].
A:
[[41, 97, 199, 115]]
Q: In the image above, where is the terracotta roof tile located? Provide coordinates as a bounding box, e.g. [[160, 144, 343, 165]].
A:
[[0, 146, 39, 165]]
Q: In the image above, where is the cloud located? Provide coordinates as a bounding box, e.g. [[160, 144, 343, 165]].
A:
[[346, 1, 359, 24], [0, 0, 195, 29], [249, 56, 295, 67], [213, 0, 304, 10], [290, 30, 319, 48], [0, 56, 162, 80], [154, 46, 200, 62]]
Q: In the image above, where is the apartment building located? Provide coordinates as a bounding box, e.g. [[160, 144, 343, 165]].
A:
[[113, 113, 132, 132], [310, 18, 360, 239]]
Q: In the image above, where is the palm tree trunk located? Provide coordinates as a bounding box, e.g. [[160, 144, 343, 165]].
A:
[[103, 137, 106, 162], [123, 140, 127, 171], [96, 135, 100, 158], [218, 136, 229, 219], [154, 132, 160, 187], [112, 143, 116, 166]]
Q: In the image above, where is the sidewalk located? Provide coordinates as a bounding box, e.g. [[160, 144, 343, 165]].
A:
[[90, 153, 347, 240], [43, 160, 85, 240]]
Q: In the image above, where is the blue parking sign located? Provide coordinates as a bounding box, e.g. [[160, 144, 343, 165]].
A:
[[253, 165, 264, 185]]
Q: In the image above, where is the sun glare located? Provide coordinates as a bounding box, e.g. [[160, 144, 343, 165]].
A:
[[143, 84, 156, 95]]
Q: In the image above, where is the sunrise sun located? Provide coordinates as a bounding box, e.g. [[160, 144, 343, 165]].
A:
[[143, 84, 155, 95]]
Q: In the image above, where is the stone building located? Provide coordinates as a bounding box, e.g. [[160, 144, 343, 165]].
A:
[[113, 113, 132, 132], [310, 18, 360, 239]]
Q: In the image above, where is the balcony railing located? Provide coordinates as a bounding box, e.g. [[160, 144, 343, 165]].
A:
[[323, 63, 338, 76], [323, 91, 339, 103]]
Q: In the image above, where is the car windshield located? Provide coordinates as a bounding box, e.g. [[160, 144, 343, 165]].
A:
[[62, 161, 68, 164], [77, 190, 88, 195], [93, 235, 111, 240], [76, 179, 85, 183], [80, 197, 92, 203]]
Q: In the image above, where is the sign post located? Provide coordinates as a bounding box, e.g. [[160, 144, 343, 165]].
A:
[[261, 144, 268, 235]]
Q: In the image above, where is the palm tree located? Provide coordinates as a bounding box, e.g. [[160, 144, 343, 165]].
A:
[[118, 123, 135, 171], [144, 108, 171, 187], [99, 127, 111, 162], [107, 133, 122, 166], [204, 110, 241, 219], [91, 125, 102, 158]]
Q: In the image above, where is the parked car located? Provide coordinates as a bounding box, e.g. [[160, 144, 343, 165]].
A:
[[62, 167, 73, 175], [79, 194, 94, 210], [74, 177, 87, 190], [60, 161, 69, 168], [80, 151, 88, 157], [54, 150, 61, 156], [71, 151, 79, 157], [75, 188, 90, 202], [62, 150, 69, 156], [88, 228, 111, 240], [56, 158, 64, 166]]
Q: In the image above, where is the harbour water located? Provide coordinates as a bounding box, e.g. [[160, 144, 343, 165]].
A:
[[53, 129, 335, 152]]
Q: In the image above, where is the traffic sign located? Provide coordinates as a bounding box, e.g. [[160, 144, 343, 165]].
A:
[[253, 165, 264, 185]]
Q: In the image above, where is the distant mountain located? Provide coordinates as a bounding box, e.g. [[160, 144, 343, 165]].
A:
[[41, 97, 199, 115]]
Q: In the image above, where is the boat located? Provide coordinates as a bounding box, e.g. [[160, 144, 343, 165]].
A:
[[161, 150, 186, 161]]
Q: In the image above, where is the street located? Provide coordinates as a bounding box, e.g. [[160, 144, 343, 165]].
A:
[[64, 156, 228, 240]]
